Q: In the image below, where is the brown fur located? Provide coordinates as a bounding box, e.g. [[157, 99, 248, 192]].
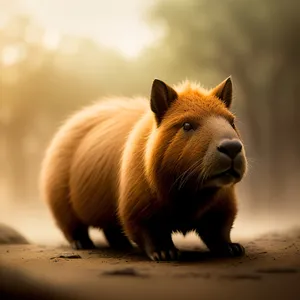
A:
[[40, 77, 247, 260]]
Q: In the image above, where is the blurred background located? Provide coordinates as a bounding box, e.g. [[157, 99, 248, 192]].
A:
[[0, 0, 299, 245]]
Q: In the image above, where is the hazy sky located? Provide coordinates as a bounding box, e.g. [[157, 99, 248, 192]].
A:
[[0, 0, 162, 58]]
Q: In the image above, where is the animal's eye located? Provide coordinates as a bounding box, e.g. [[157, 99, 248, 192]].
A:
[[231, 120, 236, 129], [182, 122, 193, 131]]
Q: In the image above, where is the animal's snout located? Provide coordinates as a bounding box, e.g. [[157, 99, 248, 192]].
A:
[[217, 139, 242, 160]]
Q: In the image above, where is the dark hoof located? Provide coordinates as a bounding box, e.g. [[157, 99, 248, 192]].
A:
[[147, 248, 180, 261], [71, 239, 96, 250], [217, 243, 245, 257]]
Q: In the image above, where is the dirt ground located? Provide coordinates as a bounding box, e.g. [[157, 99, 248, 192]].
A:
[[1, 218, 300, 300], [0, 200, 299, 299]]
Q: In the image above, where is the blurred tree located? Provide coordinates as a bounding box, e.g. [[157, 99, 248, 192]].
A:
[[0, 15, 133, 202]]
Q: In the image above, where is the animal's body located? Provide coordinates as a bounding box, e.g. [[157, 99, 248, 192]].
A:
[[40, 77, 247, 260]]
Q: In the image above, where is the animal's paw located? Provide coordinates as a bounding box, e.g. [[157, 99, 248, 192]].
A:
[[147, 248, 180, 261], [218, 242, 245, 257], [71, 239, 96, 250]]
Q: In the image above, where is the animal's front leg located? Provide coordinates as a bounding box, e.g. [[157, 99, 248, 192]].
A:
[[196, 194, 245, 257], [197, 225, 245, 257], [134, 226, 180, 261]]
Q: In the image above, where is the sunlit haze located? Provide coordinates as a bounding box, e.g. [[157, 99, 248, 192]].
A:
[[0, 0, 161, 58]]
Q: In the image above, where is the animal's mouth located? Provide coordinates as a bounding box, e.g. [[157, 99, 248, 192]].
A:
[[209, 168, 241, 181]]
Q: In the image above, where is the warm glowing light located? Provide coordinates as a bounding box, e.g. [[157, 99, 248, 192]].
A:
[[42, 30, 61, 51], [2, 46, 21, 66], [18, 0, 160, 58]]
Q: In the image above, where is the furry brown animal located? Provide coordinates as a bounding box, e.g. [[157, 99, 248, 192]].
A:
[[40, 77, 247, 261]]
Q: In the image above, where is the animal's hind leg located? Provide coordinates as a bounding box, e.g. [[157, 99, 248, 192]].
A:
[[40, 136, 96, 250], [69, 226, 96, 250], [52, 203, 95, 250], [44, 184, 95, 250], [53, 213, 96, 250], [103, 224, 133, 250]]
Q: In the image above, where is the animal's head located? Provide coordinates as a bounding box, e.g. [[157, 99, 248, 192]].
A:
[[145, 77, 247, 195]]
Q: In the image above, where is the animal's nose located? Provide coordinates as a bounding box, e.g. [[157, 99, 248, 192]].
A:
[[217, 139, 242, 159]]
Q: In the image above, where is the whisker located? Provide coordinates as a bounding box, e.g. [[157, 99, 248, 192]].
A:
[[169, 160, 200, 192], [197, 161, 213, 190], [173, 162, 197, 190], [178, 160, 203, 190]]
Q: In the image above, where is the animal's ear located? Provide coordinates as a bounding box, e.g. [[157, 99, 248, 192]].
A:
[[210, 76, 233, 108], [150, 79, 178, 124]]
